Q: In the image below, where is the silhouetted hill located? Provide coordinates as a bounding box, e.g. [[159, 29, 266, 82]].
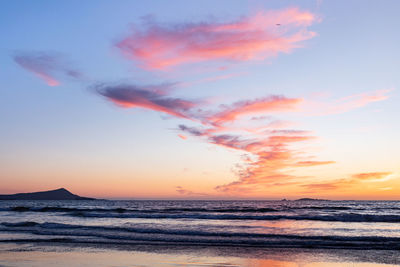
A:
[[295, 198, 329, 201], [0, 188, 95, 200]]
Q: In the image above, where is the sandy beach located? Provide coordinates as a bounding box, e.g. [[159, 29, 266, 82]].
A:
[[1, 243, 400, 267]]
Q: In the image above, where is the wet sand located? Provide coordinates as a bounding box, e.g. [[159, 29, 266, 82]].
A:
[[0, 243, 399, 267]]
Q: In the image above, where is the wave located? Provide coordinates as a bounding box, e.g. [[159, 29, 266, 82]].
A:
[[4, 206, 400, 222], [1, 221, 399, 249], [0, 221, 397, 240], [7, 206, 282, 213], [8, 206, 130, 213], [66, 212, 400, 222], [6, 205, 354, 213], [1, 221, 39, 227]]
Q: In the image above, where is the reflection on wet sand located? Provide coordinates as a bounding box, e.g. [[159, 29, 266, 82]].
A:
[[251, 259, 398, 267], [0, 244, 398, 267]]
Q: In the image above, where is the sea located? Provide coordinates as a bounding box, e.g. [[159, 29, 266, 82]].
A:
[[1, 199, 400, 251]]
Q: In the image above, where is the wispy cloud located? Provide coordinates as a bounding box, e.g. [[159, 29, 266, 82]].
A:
[[177, 134, 187, 140], [304, 89, 392, 115], [294, 161, 336, 167], [94, 83, 198, 119], [13, 51, 83, 86], [106, 7, 390, 196], [116, 8, 317, 69], [208, 95, 302, 126], [214, 134, 318, 193], [351, 172, 393, 182], [180, 72, 246, 88], [12, 6, 394, 198], [93, 83, 391, 196], [110, 7, 393, 197], [178, 124, 208, 136], [177, 118, 321, 195], [302, 172, 394, 192], [176, 186, 208, 196]]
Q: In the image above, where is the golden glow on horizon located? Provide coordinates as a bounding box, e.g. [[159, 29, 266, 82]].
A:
[[3, 5, 399, 200]]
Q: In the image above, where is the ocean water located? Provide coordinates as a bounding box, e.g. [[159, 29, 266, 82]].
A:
[[1, 200, 400, 249]]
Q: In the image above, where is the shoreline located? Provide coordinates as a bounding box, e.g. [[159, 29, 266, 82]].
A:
[[1, 242, 399, 267], [1, 238, 400, 250]]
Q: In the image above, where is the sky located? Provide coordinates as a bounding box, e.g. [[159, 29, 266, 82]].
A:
[[1, 0, 399, 199]]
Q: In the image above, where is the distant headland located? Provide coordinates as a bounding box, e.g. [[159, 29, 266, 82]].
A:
[[295, 198, 329, 201], [0, 188, 95, 200]]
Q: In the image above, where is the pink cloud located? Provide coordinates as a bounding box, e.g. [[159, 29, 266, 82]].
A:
[[172, 93, 336, 194], [181, 72, 246, 88], [93, 83, 390, 196], [178, 119, 322, 194], [13, 51, 83, 86], [208, 96, 302, 126], [304, 89, 392, 115], [116, 8, 317, 69], [267, 129, 311, 135], [268, 135, 315, 145]]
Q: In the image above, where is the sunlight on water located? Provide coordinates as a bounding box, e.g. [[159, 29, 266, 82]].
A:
[[0, 246, 399, 267], [0, 200, 400, 266]]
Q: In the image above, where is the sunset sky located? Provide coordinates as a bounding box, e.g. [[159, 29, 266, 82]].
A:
[[1, 0, 399, 199]]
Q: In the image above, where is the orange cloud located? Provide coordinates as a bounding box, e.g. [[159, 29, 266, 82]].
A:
[[302, 172, 393, 192], [172, 94, 334, 194], [301, 183, 338, 191], [352, 172, 392, 180], [116, 8, 317, 69], [13, 51, 83, 86], [176, 186, 208, 196], [177, 121, 321, 194], [215, 140, 317, 193], [92, 82, 390, 197], [178, 134, 187, 140], [294, 161, 336, 167]]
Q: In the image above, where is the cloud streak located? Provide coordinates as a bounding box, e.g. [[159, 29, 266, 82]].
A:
[[176, 186, 208, 196], [116, 8, 317, 69], [178, 119, 322, 194], [214, 134, 318, 193], [105, 8, 392, 196], [95, 83, 198, 119], [304, 89, 392, 115], [294, 161, 336, 167], [13, 51, 83, 86], [93, 82, 391, 196], [208, 96, 302, 126], [302, 172, 394, 192]]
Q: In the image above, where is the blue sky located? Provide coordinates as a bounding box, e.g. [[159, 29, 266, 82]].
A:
[[1, 0, 399, 199]]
